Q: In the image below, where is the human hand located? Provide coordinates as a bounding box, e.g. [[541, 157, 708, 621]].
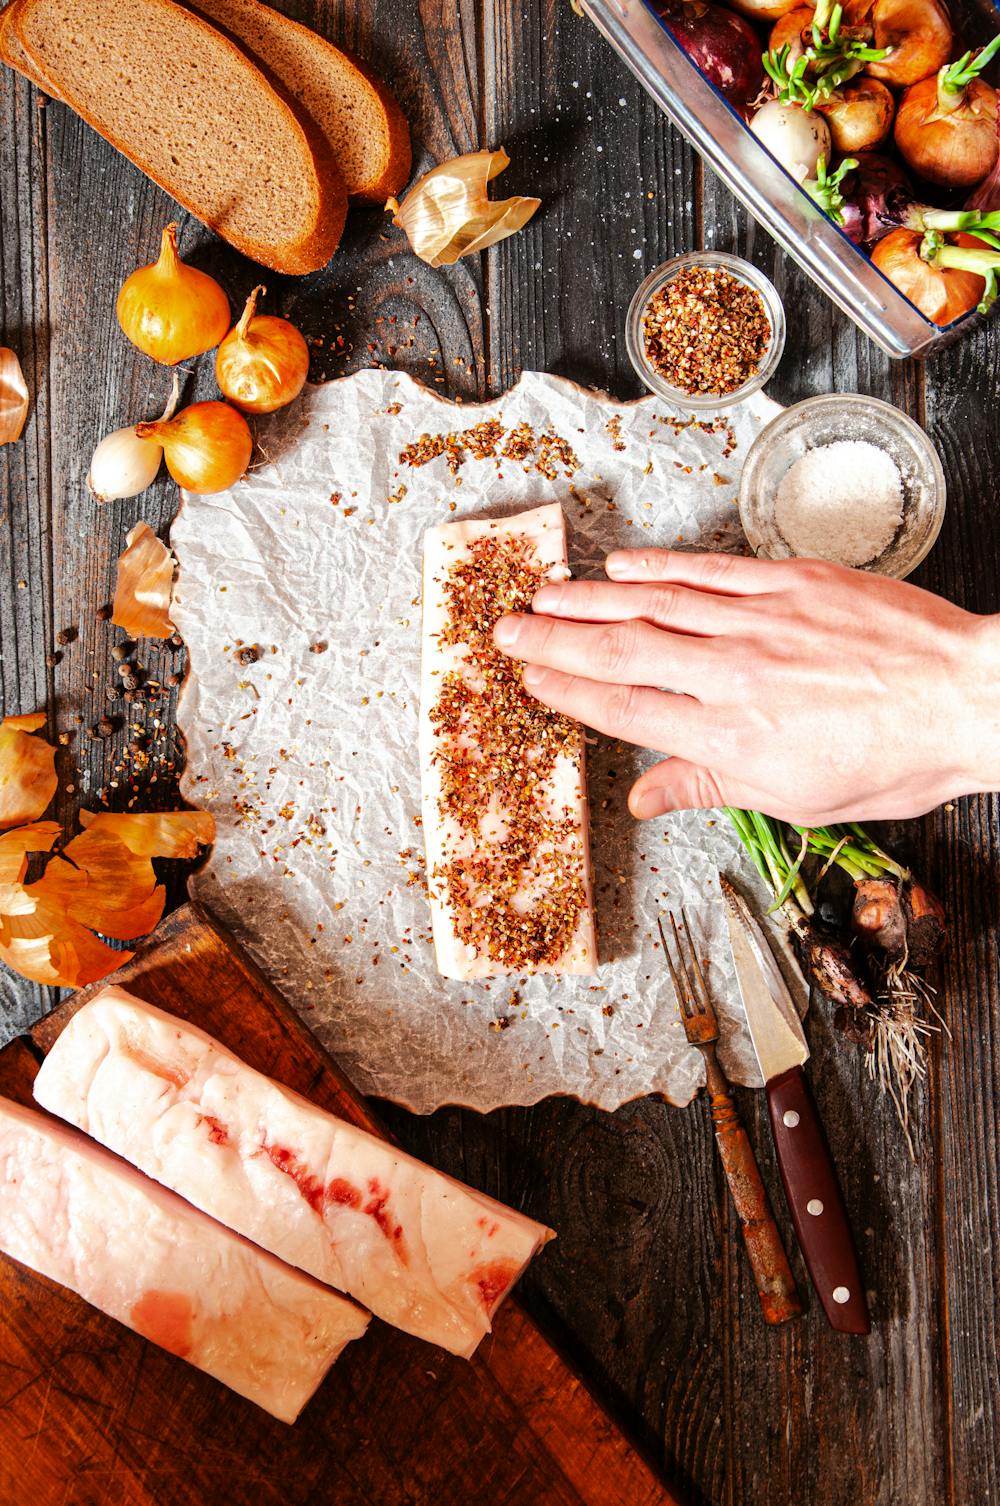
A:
[[492, 549, 1000, 824]]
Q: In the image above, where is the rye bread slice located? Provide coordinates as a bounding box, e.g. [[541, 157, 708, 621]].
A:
[[0, 0, 59, 94], [14, 0, 347, 273], [186, 0, 411, 203]]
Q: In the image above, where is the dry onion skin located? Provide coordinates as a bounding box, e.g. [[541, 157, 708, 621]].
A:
[[388, 148, 541, 267], [0, 808, 216, 988], [112, 521, 176, 640], [0, 347, 29, 446], [0, 701, 214, 987], [0, 712, 57, 830], [79, 808, 216, 859]]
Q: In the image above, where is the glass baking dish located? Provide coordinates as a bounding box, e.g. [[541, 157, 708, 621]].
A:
[[579, 0, 1000, 359]]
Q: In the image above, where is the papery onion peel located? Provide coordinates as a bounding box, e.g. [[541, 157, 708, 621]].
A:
[[78, 808, 216, 859], [0, 712, 57, 830], [27, 827, 166, 942], [0, 822, 60, 891], [113, 521, 176, 640], [0, 728, 214, 985], [387, 148, 541, 268]]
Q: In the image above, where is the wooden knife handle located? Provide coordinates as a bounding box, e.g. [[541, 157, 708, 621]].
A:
[[766, 1066, 871, 1335], [702, 1049, 802, 1326]]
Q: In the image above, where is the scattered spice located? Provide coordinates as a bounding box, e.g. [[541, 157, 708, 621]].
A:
[[642, 266, 771, 397]]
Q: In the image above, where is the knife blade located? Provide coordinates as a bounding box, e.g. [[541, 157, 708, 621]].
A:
[[720, 875, 871, 1336]]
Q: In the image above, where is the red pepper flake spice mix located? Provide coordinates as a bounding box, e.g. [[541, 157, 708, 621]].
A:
[[429, 535, 588, 969], [642, 267, 771, 397]]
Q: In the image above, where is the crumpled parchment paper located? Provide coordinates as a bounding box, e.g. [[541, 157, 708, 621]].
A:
[[172, 369, 805, 1114]]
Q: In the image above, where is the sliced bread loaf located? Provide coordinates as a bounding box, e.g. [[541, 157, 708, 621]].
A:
[[14, 0, 347, 273], [185, 0, 411, 203]]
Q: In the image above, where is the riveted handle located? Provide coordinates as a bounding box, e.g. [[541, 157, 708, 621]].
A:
[[702, 1049, 802, 1327], [766, 1066, 871, 1335]]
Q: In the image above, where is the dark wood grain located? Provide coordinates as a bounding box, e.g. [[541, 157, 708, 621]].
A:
[[2, 0, 1000, 1502], [1, 903, 679, 1506]]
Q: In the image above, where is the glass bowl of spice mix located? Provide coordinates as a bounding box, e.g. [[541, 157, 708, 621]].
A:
[[626, 251, 785, 410]]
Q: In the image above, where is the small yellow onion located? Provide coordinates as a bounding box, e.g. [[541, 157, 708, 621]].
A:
[[117, 223, 230, 365], [215, 286, 310, 414], [135, 401, 252, 495], [0, 347, 29, 445]]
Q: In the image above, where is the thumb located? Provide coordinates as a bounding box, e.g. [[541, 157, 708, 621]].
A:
[[629, 758, 737, 819]]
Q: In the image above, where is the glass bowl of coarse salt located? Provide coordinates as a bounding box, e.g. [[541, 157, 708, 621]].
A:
[[738, 393, 946, 580]]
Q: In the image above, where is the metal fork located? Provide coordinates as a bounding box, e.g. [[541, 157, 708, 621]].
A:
[[659, 911, 802, 1327]]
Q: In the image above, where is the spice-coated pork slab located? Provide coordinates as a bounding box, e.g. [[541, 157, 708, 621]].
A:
[[419, 502, 597, 979], [0, 1095, 368, 1422], [33, 987, 554, 1358]]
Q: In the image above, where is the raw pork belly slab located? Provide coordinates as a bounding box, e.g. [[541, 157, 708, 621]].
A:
[[420, 502, 597, 980], [0, 1096, 368, 1423], [34, 988, 554, 1358]]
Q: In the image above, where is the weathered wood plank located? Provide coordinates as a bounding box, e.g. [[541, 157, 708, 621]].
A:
[[922, 311, 1000, 1506]]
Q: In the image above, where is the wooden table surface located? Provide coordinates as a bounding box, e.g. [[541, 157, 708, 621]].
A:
[[1, 3, 998, 1504]]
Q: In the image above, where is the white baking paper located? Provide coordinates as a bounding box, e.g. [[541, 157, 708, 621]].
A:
[[172, 369, 804, 1114]]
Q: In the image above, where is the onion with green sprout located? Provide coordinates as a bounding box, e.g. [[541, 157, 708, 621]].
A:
[[895, 35, 1000, 189], [763, 1, 889, 108]]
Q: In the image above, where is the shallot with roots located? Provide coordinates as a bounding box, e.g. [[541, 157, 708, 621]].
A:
[[726, 809, 948, 1150]]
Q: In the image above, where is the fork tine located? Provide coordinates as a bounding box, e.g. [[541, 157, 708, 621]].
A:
[[680, 906, 714, 1018], [670, 911, 700, 1014], [657, 913, 690, 1017]]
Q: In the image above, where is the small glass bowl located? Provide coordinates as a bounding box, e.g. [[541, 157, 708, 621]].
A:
[[625, 251, 786, 411], [738, 394, 947, 580]]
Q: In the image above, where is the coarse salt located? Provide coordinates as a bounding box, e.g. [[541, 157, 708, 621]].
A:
[[773, 439, 903, 568]]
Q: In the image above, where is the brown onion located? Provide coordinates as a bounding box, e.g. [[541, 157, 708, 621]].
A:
[[857, 0, 953, 89], [136, 401, 252, 494], [895, 75, 999, 190], [728, 0, 805, 21], [817, 77, 895, 153], [871, 227, 985, 324], [215, 286, 310, 415]]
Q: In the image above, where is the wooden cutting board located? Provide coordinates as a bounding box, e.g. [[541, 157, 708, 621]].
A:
[[0, 902, 681, 1506]]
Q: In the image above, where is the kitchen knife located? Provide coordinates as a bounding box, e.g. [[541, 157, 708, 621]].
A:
[[720, 875, 871, 1336]]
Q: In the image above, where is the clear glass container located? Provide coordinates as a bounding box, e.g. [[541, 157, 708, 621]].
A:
[[625, 251, 786, 409], [738, 394, 947, 579], [580, 0, 1000, 360]]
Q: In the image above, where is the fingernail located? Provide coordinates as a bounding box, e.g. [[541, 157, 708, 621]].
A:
[[632, 788, 668, 819], [494, 616, 520, 648], [605, 552, 628, 578], [532, 585, 559, 612], [522, 663, 546, 688]]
